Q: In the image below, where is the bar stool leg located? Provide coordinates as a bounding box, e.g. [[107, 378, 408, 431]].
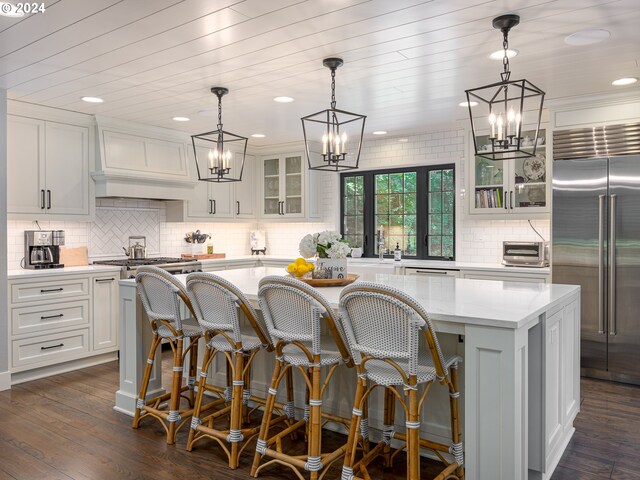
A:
[[132, 334, 162, 429], [406, 378, 420, 480], [285, 367, 297, 439], [251, 358, 283, 477], [186, 346, 214, 451], [341, 368, 366, 480], [167, 337, 186, 445], [307, 362, 322, 480], [186, 337, 199, 407], [243, 357, 252, 425], [229, 348, 245, 469], [383, 386, 396, 467], [449, 365, 464, 479]]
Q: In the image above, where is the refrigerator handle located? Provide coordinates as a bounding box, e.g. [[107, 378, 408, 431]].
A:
[[609, 194, 617, 335], [598, 194, 606, 334]]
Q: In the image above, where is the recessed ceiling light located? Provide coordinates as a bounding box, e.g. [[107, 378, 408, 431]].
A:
[[251, 133, 266, 138], [372, 131, 387, 135], [0, 2, 24, 17], [172, 116, 190, 122], [459, 101, 478, 107], [273, 96, 294, 103], [565, 29, 610, 46], [398, 138, 409, 143], [81, 96, 104, 103], [489, 49, 518, 60], [612, 77, 638, 86]]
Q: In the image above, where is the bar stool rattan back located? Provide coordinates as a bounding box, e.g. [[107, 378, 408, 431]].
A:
[[338, 282, 464, 480], [185, 272, 296, 468], [251, 275, 353, 480], [133, 266, 201, 444]]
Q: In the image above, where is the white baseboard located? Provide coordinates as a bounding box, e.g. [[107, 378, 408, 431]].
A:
[[0, 370, 11, 391]]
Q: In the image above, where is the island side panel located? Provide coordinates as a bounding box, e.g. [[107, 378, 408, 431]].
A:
[[114, 281, 165, 416], [464, 321, 531, 480]]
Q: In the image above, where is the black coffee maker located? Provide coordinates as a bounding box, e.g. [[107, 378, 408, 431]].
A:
[[24, 230, 65, 269]]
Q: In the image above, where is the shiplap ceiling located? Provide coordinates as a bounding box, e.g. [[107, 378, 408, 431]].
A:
[[1, 0, 639, 144]]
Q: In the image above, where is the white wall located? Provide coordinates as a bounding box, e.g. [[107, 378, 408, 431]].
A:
[[323, 124, 550, 263], [6, 123, 550, 268], [0, 89, 9, 389]]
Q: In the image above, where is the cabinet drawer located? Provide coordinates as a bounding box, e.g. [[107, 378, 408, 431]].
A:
[[12, 329, 90, 369], [462, 272, 547, 283], [11, 277, 89, 304], [12, 300, 90, 336], [404, 267, 460, 277]]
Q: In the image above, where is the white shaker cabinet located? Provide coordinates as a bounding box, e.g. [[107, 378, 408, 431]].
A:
[[7, 114, 91, 219], [187, 179, 234, 219], [92, 275, 119, 351], [166, 151, 254, 221], [8, 271, 121, 383], [259, 153, 320, 220], [235, 153, 256, 219]]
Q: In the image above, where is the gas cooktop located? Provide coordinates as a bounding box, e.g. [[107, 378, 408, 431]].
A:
[[93, 257, 197, 267]]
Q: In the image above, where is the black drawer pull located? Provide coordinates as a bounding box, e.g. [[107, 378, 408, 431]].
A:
[[95, 278, 115, 283], [40, 313, 64, 320], [41, 343, 64, 350], [415, 270, 448, 275], [40, 288, 63, 293]]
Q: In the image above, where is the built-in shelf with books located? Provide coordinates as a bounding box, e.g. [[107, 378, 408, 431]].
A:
[[468, 127, 550, 217]]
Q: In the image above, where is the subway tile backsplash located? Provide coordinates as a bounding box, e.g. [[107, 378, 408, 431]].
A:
[[6, 125, 550, 269]]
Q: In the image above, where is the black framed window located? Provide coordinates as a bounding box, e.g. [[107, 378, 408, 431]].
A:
[[341, 164, 455, 260]]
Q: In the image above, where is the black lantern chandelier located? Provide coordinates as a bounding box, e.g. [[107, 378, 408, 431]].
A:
[[465, 15, 545, 161], [301, 58, 366, 172], [191, 87, 247, 182]]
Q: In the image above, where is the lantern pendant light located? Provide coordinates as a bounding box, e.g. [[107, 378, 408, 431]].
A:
[[301, 57, 366, 172], [465, 14, 545, 161], [191, 87, 248, 182]]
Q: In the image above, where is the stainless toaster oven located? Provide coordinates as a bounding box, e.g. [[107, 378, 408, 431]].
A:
[[502, 241, 549, 267]]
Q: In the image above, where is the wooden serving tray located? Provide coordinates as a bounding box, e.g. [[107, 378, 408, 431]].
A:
[[295, 273, 359, 287], [181, 253, 226, 260]]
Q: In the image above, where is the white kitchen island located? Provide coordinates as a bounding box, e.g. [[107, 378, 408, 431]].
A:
[[114, 267, 580, 480]]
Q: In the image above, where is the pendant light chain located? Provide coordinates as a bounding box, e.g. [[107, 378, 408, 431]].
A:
[[330, 67, 337, 109], [217, 92, 223, 131], [501, 30, 511, 82]]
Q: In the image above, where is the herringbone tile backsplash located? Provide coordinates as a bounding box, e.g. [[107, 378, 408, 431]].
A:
[[90, 203, 161, 259]]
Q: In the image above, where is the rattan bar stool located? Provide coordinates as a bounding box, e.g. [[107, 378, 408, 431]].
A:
[[132, 266, 201, 445], [251, 275, 354, 480], [185, 272, 297, 468], [338, 282, 464, 480]]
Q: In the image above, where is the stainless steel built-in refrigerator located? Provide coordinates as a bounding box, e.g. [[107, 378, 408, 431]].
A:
[[552, 123, 640, 384]]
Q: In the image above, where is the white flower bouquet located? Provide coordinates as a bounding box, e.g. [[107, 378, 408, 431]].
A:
[[299, 230, 351, 259], [299, 231, 350, 279]]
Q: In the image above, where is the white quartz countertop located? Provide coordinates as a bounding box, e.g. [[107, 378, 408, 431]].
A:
[[120, 267, 576, 329], [7, 264, 122, 279]]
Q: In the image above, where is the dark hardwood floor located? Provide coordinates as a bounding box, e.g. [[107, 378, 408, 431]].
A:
[[1, 358, 639, 479]]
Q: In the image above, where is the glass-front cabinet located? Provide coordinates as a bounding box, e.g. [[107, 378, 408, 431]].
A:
[[468, 127, 550, 216], [260, 153, 319, 219]]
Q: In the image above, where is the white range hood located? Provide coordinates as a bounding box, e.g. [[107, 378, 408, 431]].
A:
[[93, 116, 196, 200]]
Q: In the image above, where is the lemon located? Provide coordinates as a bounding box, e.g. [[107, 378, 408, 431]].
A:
[[295, 257, 307, 266], [297, 265, 309, 276], [306, 262, 315, 271], [286, 263, 298, 274]]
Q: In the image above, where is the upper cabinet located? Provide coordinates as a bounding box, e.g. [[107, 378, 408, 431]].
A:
[[166, 152, 257, 221], [7, 111, 92, 220], [467, 127, 550, 217], [259, 153, 320, 220]]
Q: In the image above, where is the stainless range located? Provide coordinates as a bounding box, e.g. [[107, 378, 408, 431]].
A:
[[93, 257, 202, 279]]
